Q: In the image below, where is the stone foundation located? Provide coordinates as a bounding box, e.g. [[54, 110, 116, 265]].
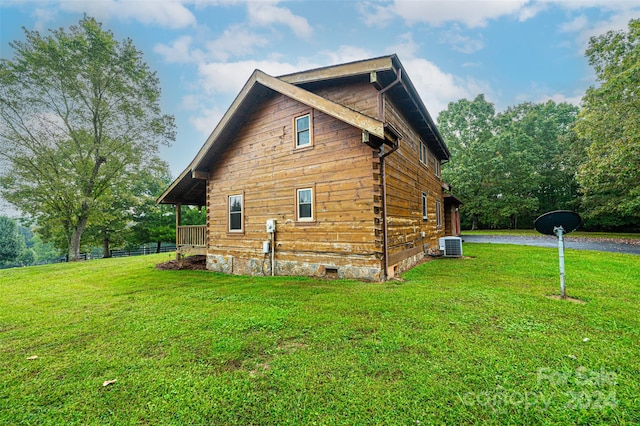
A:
[[207, 254, 383, 281]]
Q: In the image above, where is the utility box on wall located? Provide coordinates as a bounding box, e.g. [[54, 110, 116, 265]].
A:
[[266, 219, 276, 233]]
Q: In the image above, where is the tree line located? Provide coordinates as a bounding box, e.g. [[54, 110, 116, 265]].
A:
[[439, 19, 639, 231]]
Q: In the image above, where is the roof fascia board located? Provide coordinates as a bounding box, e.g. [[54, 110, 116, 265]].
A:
[[255, 70, 385, 139], [279, 56, 394, 85]]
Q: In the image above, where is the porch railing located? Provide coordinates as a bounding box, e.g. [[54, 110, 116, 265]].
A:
[[177, 225, 206, 247]]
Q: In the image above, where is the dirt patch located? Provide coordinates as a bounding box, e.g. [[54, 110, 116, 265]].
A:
[[155, 255, 207, 271], [545, 294, 586, 304]]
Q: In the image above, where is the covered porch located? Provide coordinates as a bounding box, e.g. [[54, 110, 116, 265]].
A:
[[174, 202, 207, 257]]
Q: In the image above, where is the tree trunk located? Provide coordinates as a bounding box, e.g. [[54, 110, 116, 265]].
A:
[[156, 241, 161, 253], [103, 236, 111, 258], [472, 214, 478, 230], [68, 216, 89, 261]]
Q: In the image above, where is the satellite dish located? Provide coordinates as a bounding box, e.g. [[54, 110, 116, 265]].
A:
[[534, 210, 582, 236], [534, 210, 582, 299]]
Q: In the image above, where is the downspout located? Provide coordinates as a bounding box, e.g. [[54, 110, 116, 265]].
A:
[[377, 67, 402, 281], [379, 140, 399, 280]]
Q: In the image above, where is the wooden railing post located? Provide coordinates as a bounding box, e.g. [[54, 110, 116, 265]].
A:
[[175, 203, 182, 260]]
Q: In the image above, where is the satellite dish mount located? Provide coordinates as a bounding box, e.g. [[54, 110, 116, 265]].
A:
[[534, 211, 582, 299]]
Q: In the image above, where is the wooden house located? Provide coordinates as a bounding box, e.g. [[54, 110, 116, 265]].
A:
[[158, 55, 461, 281]]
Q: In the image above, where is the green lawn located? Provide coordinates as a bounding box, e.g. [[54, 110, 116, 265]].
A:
[[463, 229, 640, 241], [1, 246, 639, 425]]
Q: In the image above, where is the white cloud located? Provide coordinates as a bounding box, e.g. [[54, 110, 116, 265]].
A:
[[196, 59, 300, 95], [559, 15, 589, 33], [439, 25, 485, 54], [558, 8, 639, 52], [206, 25, 270, 62], [247, 1, 313, 38], [31, 7, 57, 31], [537, 92, 583, 106], [189, 105, 226, 134], [361, 0, 531, 28], [154, 36, 199, 63], [357, 1, 396, 27], [318, 45, 375, 66], [59, 0, 197, 29], [386, 32, 420, 59], [402, 57, 491, 116]]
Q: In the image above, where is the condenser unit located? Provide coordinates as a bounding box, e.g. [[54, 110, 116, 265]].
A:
[[438, 236, 463, 257]]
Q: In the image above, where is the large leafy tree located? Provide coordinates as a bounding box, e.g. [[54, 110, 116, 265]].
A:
[[438, 94, 497, 229], [492, 101, 580, 228], [0, 216, 25, 263], [573, 18, 640, 230], [0, 16, 175, 260], [440, 96, 580, 229]]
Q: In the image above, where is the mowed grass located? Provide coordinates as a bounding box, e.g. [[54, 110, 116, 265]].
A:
[[1, 245, 639, 425], [463, 229, 640, 240]]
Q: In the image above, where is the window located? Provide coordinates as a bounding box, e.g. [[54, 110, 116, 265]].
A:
[[297, 188, 314, 221], [422, 192, 428, 220], [228, 194, 243, 232], [295, 113, 311, 148], [419, 141, 427, 166], [436, 200, 442, 228], [434, 156, 441, 177]]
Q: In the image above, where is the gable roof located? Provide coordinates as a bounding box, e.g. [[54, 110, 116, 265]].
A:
[[158, 55, 449, 206]]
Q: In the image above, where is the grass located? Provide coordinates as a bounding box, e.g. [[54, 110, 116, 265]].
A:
[[1, 246, 639, 425], [463, 229, 640, 240]]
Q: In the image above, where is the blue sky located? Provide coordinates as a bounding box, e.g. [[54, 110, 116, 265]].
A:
[[1, 0, 639, 194]]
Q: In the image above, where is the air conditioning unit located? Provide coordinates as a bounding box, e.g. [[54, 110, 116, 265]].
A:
[[439, 236, 463, 257]]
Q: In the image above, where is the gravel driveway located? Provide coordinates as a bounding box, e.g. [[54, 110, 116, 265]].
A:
[[462, 234, 640, 255]]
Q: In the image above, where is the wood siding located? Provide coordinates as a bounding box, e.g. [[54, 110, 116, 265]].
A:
[[383, 97, 446, 267], [205, 91, 382, 274]]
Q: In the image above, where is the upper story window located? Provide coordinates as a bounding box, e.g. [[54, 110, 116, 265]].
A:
[[297, 187, 314, 221], [422, 192, 428, 220], [419, 141, 427, 166], [228, 194, 243, 232], [294, 113, 312, 149], [433, 156, 441, 178]]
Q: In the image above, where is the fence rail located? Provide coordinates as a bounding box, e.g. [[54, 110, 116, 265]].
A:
[[0, 245, 177, 269], [177, 225, 206, 247]]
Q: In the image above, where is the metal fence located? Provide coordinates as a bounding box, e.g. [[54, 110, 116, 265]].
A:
[[1, 245, 176, 269]]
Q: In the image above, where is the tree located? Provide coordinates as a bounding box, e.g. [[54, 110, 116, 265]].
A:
[[0, 216, 25, 263], [84, 160, 172, 257], [0, 16, 175, 260], [440, 97, 580, 229], [573, 19, 640, 230], [492, 101, 580, 228], [439, 94, 497, 229]]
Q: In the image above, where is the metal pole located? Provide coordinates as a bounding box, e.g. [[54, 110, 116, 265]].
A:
[[554, 226, 566, 298]]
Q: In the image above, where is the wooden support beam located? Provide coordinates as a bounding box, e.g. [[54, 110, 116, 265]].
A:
[[191, 170, 209, 180], [175, 203, 182, 260]]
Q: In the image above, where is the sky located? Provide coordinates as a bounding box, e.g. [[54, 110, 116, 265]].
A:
[[1, 0, 639, 216]]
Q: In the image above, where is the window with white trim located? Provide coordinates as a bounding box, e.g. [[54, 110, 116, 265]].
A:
[[295, 113, 311, 148], [422, 192, 428, 220], [434, 156, 441, 178], [419, 141, 427, 166], [297, 188, 313, 221], [228, 194, 243, 232]]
